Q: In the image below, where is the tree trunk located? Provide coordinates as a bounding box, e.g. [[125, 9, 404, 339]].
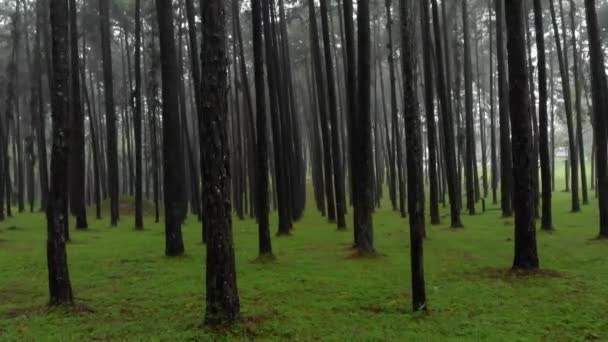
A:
[[431, 0, 463, 227], [533, 0, 553, 231], [463, 0, 476, 216], [583, 0, 608, 237], [156, 0, 185, 256], [401, 0, 426, 311], [200, 0, 241, 325], [505, 0, 540, 270], [48, 0, 74, 305], [251, 0, 272, 256], [134, 0, 143, 229], [99, 0, 119, 225]]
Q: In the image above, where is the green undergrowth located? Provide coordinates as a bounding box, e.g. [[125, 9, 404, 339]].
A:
[[0, 188, 607, 341]]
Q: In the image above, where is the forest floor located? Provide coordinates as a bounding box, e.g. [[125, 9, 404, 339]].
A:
[[0, 188, 607, 341]]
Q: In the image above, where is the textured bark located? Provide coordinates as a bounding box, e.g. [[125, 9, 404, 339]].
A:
[[201, 0, 241, 325], [156, 0, 185, 256], [69, 0, 87, 230], [505, 0, 540, 270], [48, 0, 74, 305], [355, 0, 375, 252], [401, 0, 427, 311], [252, 0, 272, 256], [533, 0, 553, 231], [583, 0, 608, 237], [99, 0, 119, 226]]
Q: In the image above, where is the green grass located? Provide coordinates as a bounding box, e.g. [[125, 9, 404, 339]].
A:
[[0, 187, 607, 341]]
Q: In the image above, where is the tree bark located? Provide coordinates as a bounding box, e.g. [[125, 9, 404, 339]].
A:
[[156, 0, 185, 256], [48, 0, 74, 305], [505, 0, 540, 270], [200, 0, 241, 325]]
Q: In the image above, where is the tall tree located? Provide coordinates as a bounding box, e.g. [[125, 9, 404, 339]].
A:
[[320, 0, 347, 230], [252, 0, 273, 256], [463, 0, 476, 216], [496, 0, 513, 217], [133, 0, 143, 229], [583, 0, 608, 237], [420, 0, 440, 224], [201, 0, 241, 325], [354, 0, 375, 252], [549, 0, 580, 212], [156, 0, 185, 256], [505, 0, 539, 270], [69, 0, 87, 230], [401, 0, 426, 311], [568, 0, 588, 205], [99, 0, 119, 226], [48, 0, 74, 305], [431, 0, 463, 227], [533, 0, 553, 231]]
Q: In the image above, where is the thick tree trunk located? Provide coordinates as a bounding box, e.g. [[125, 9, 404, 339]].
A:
[[252, 0, 272, 256], [48, 0, 74, 305], [505, 0, 540, 270], [200, 0, 241, 325], [583, 0, 608, 237], [355, 0, 375, 252], [401, 0, 426, 311], [156, 0, 185, 256]]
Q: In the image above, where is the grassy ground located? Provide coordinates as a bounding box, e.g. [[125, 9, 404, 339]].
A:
[[0, 187, 607, 341]]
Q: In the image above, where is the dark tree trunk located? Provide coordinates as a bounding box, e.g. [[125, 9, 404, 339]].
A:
[[496, 0, 513, 217], [200, 0, 241, 325], [47, 0, 74, 305], [99, 0, 119, 226], [420, 0, 439, 225], [401, 0, 426, 311], [69, 0, 87, 230], [533, 0, 553, 231], [463, 0, 476, 216], [505, 0, 540, 270], [252, 0, 273, 256], [431, 0, 463, 228], [355, 0, 375, 252], [320, 0, 347, 230], [156, 0, 185, 256], [134, 0, 143, 229], [583, 0, 608, 237]]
